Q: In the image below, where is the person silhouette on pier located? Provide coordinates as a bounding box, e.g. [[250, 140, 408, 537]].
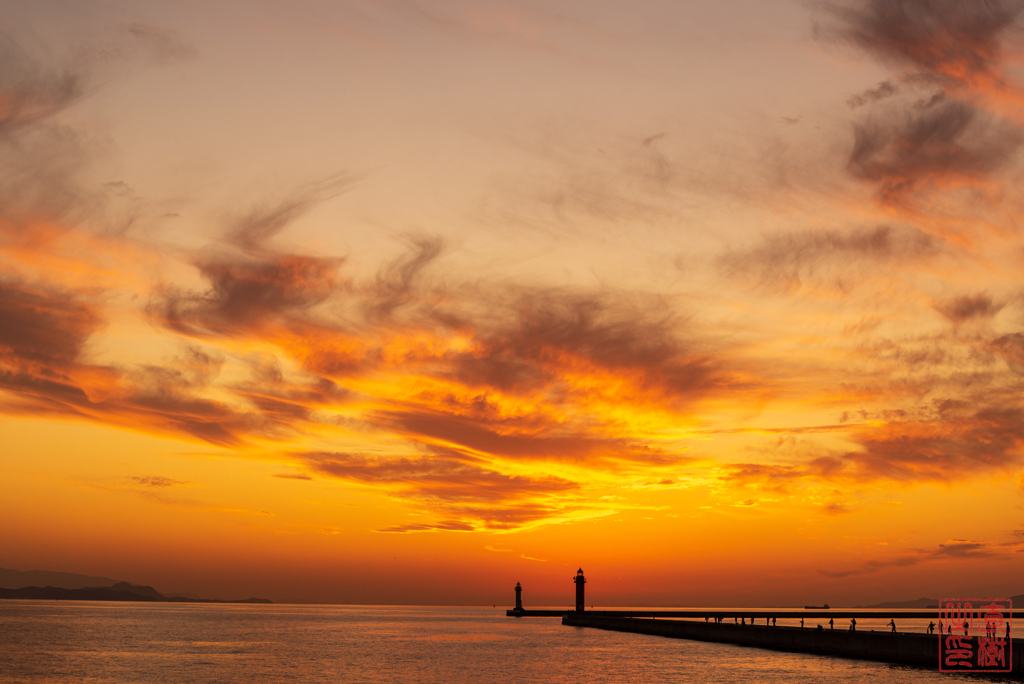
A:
[[947, 623, 951, 635], [849, 618, 856, 632], [800, 617, 804, 629], [741, 617, 745, 626], [829, 617, 834, 630], [963, 620, 969, 636], [927, 621, 935, 635], [888, 619, 896, 633], [772, 617, 776, 627]]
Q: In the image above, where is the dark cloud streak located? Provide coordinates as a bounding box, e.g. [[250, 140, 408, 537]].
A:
[[820, 538, 1021, 577], [818, 0, 1024, 84], [848, 80, 899, 108], [304, 451, 582, 530], [722, 405, 1024, 489], [934, 292, 1004, 323], [847, 98, 1020, 205], [0, 34, 83, 131], [720, 224, 939, 292], [820, 1, 1024, 206], [305, 451, 579, 503], [0, 279, 275, 446]]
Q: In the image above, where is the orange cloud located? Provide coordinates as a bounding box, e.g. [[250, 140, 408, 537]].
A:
[[842, 407, 1024, 480], [4, 9, 1024, 548], [0, 279, 255, 445], [720, 406, 1024, 490], [304, 450, 582, 531]]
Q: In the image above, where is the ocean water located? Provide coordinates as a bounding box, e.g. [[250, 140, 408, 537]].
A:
[[0, 601, 973, 683]]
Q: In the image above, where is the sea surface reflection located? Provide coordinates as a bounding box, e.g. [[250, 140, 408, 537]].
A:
[[0, 602, 977, 683]]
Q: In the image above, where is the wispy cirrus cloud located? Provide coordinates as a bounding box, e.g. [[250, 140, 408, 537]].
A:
[[121, 23, 197, 66], [848, 80, 900, 108], [0, 280, 265, 444], [840, 407, 1024, 480], [694, 1, 1024, 508], [817, 0, 1024, 87], [0, 34, 83, 131], [304, 451, 579, 502], [151, 178, 353, 340], [377, 521, 475, 533], [991, 333, 1024, 373], [4, 6, 1024, 544], [846, 97, 1021, 207], [129, 476, 191, 488], [145, 211, 746, 473], [273, 472, 314, 480], [820, 501, 852, 515], [818, 0, 1024, 210], [720, 404, 1024, 490], [820, 538, 1024, 578], [0, 64, 743, 533], [933, 292, 1005, 324], [303, 450, 583, 530], [374, 408, 669, 466], [720, 224, 940, 293]]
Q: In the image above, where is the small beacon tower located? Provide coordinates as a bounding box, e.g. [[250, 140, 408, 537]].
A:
[[574, 568, 586, 612], [514, 582, 523, 611]]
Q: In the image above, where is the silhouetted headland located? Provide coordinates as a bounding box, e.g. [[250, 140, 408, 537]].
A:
[[0, 567, 119, 590], [0, 581, 271, 604], [856, 593, 1024, 609]]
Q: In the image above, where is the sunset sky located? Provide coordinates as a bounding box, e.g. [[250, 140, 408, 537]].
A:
[[2, 0, 1024, 606]]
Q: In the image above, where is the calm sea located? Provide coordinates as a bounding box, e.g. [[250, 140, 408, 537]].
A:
[[0, 601, 968, 683]]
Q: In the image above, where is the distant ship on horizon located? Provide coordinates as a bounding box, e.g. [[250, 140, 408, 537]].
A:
[[804, 603, 830, 609]]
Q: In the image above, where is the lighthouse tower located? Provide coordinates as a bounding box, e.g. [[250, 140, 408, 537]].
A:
[[574, 568, 586, 612], [514, 582, 523, 611]]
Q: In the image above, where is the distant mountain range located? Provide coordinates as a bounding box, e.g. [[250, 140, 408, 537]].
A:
[[0, 568, 270, 604], [856, 594, 1024, 609]]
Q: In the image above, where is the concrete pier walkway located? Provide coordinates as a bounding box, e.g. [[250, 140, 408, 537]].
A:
[[506, 609, 566, 616], [562, 613, 1023, 678], [513, 607, 1023, 620]]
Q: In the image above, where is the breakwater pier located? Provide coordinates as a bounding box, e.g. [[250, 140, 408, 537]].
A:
[[562, 612, 1023, 678], [508, 571, 1021, 676], [506, 609, 565, 616]]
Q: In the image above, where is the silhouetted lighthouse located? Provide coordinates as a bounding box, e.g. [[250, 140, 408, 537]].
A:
[[574, 568, 586, 612], [514, 582, 523, 611]]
